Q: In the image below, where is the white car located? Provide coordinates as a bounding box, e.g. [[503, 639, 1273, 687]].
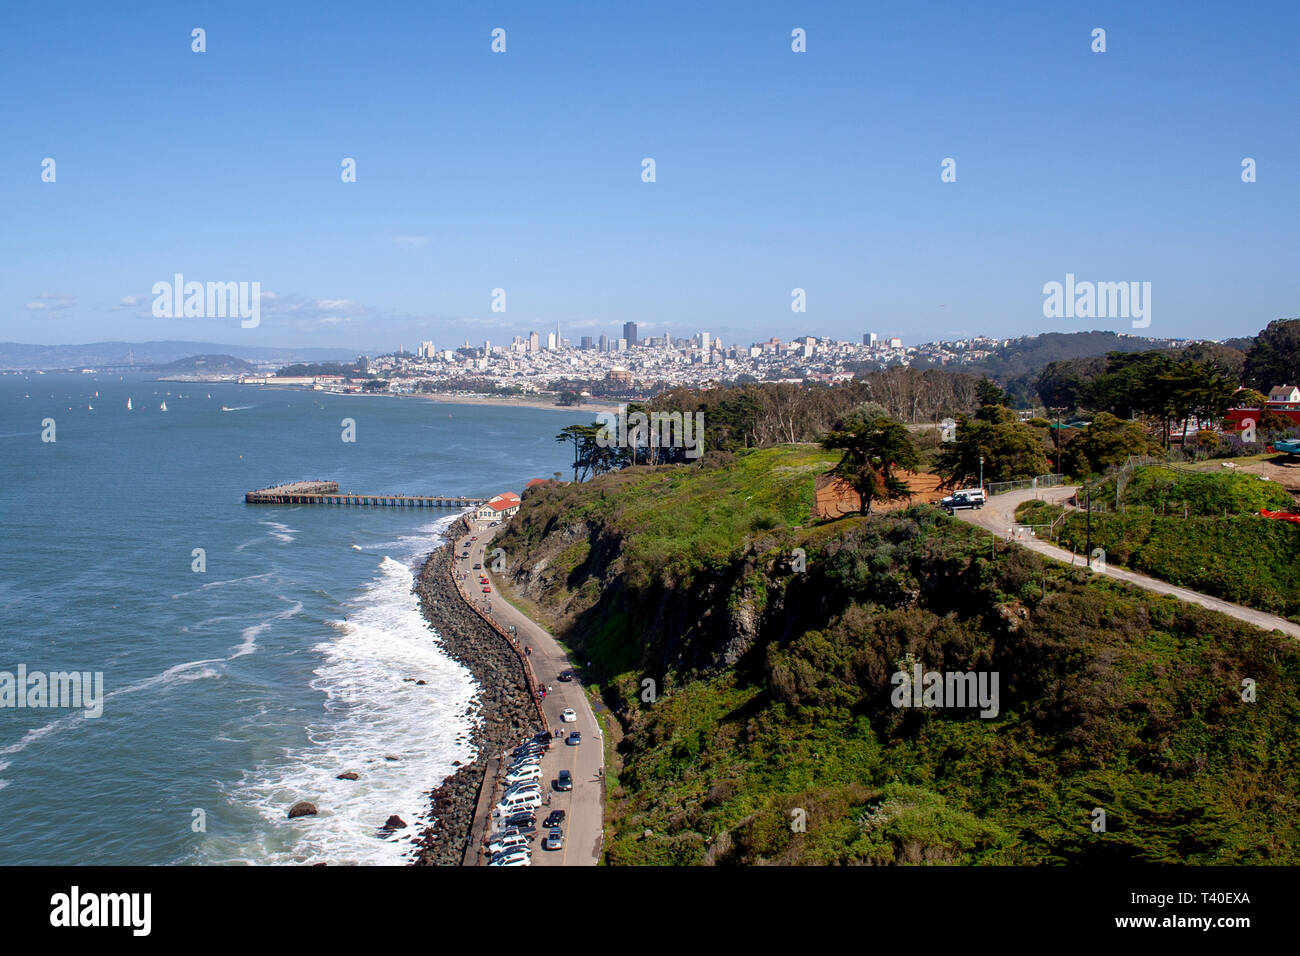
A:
[[561, 708, 577, 723], [495, 794, 542, 816], [488, 847, 531, 866], [487, 832, 531, 856], [505, 764, 542, 782], [509, 755, 542, 769], [503, 782, 542, 799]]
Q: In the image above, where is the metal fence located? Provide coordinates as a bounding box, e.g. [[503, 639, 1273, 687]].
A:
[[985, 473, 1068, 497]]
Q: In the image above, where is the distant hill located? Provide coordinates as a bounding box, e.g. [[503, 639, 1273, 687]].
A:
[[962, 332, 1185, 381], [0, 340, 359, 370], [152, 354, 256, 376]]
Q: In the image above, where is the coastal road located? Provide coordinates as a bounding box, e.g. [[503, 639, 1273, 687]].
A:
[[955, 486, 1300, 639], [455, 519, 605, 866]]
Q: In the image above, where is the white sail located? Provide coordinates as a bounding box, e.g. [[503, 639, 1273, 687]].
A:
[[160, 401, 167, 411], [127, 398, 132, 410]]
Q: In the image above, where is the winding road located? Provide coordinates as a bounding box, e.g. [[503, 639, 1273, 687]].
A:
[[954, 486, 1300, 639], [455, 518, 605, 866]]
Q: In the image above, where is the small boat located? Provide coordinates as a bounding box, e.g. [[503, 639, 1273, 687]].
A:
[[127, 398, 132, 410], [88, 404, 93, 410], [160, 401, 167, 411], [351, 545, 363, 551]]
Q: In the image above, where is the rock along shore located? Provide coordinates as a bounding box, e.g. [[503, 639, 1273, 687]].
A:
[[410, 517, 539, 865]]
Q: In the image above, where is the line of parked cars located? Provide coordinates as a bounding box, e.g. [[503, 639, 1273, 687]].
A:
[[487, 732, 567, 866]]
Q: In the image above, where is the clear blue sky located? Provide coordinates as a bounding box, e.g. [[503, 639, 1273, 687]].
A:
[[2, 0, 1297, 351]]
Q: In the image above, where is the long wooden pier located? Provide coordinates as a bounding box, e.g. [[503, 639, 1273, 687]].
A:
[[245, 481, 487, 508]]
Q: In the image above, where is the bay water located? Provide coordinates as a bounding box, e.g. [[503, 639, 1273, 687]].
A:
[[0, 373, 581, 865]]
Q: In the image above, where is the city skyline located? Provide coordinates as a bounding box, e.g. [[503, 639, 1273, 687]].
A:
[[4, 1, 1297, 351]]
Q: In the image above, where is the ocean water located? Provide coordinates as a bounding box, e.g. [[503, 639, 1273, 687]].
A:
[[0, 373, 581, 865]]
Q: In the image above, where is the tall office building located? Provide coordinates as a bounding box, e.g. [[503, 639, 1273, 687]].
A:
[[529, 331, 540, 352], [580, 335, 594, 349], [547, 331, 557, 350], [699, 331, 710, 351], [622, 322, 638, 347], [598, 333, 609, 352]]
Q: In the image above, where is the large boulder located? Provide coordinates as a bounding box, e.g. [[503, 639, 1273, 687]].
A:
[[337, 771, 360, 781], [382, 815, 408, 830], [288, 801, 318, 819]]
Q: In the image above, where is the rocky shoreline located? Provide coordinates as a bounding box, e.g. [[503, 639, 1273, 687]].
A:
[[410, 518, 540, 865]]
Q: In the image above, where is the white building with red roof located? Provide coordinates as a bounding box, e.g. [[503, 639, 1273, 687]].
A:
[[474, 491, 521, 520]]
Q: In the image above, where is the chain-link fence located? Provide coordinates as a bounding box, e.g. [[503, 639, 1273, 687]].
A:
[[986, 473, 1067, 497]]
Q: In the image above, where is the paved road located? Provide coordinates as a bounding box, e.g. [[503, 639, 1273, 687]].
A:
[[955, 486, 1300, 639], [454, 518, 605, 866]]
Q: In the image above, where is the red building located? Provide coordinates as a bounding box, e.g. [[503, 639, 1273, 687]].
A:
[[1224, 385, 1300, 432]]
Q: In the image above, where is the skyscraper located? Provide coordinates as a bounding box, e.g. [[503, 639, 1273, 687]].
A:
[[598, 333, 609, 352], [622, 322, 638, 347], [529, 331, 540, 352], [547, 331, 557, 350], [580, 335, 594, 349]]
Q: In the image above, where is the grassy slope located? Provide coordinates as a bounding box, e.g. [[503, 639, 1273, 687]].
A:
[[1017, 466, 1300, 620], [500, 448, 1300, 865]]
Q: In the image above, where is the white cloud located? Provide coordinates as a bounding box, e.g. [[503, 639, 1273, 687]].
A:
[[22, 293, 75, 312]]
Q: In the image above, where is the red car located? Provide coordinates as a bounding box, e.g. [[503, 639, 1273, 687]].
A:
[[482, 586, 492, 593]]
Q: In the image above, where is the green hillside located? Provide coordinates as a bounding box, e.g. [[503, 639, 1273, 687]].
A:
[[497, 446, 1300, 864]]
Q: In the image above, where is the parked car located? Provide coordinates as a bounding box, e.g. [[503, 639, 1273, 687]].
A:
[[561, 708, 577, 723], [554, 769, 572, 792], [495, 793, 542, 816], [566, 732, 581, 746], [504, 811, 536, 829], [488, 846, 531, 867], [505, 767, 542, 784], [556, 671, 573, 682], [472, 562, 482, 570], [492, 824, 537, 842], [940, 488, 986, 513], [542, 810, 566, 828], [503, 782, 543, 799], [482, 586, 492, 593], [487, 832, 531, 855], [542, 828, 564, 851]]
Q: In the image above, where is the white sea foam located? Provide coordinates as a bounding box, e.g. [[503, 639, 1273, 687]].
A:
[[199, 542, 478, 866], [230, 600, 302, 659], [0, 656, 226, 758], [171, 571, 278, 600], [258, 520, 299, 544]]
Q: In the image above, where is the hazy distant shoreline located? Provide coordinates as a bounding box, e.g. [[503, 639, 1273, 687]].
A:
[[241, 382, 620, 415]]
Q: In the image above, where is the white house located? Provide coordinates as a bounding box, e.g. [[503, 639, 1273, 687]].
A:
[[475, 492, 521, 520], [1267, 385, 1300, 406]]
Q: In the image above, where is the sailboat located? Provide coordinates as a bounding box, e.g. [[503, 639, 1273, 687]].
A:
[[160, 401, 167, 411], [88, 404, 93, 410], [127, 398, 133, 410]]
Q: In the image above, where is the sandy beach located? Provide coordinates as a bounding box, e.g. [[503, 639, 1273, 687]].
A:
[[415, 391, 621, 414], [232, 382, 622, 415]]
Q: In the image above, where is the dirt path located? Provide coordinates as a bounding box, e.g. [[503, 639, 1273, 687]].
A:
[[955, 487, 1300, 640]]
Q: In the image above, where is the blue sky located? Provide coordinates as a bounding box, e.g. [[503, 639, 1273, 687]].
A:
[[2, 0, 1297, 351]]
